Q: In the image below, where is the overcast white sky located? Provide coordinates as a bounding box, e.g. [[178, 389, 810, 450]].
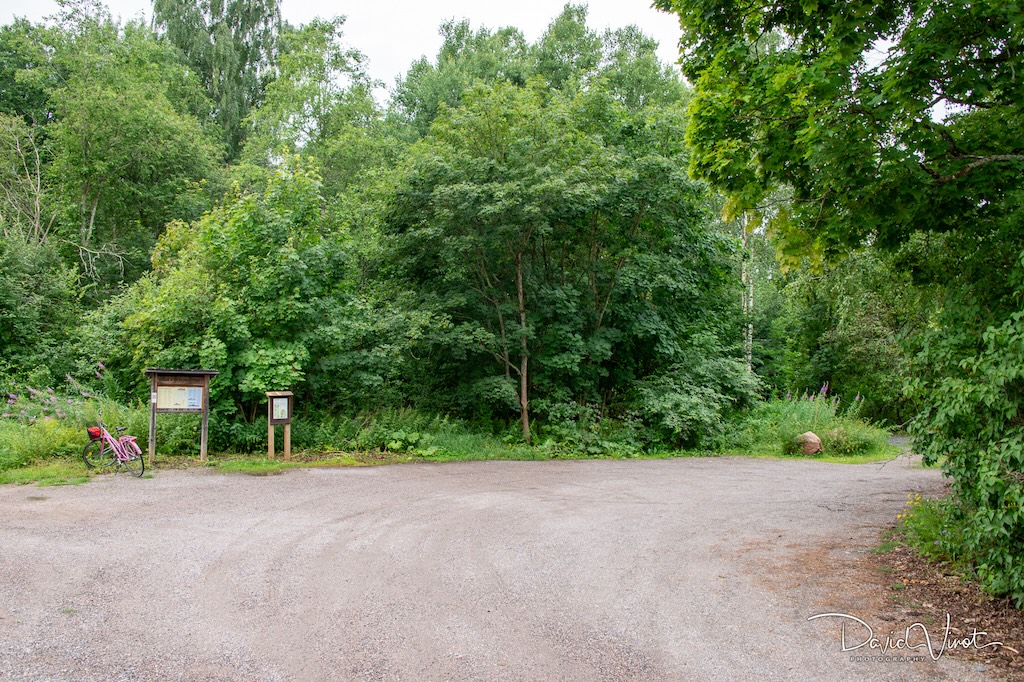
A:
[[1, 0, 685, 93]]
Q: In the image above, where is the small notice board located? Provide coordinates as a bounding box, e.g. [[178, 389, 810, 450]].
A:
[[145, 368, 219, 464], [266, 390, 294, 459]]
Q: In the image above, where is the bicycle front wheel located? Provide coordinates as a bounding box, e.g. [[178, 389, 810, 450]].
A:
[[121, 451, 145, 477], [83, 440, 115, 469]]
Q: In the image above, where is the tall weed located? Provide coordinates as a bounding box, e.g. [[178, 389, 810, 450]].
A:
[[720, 387, 890, 457]]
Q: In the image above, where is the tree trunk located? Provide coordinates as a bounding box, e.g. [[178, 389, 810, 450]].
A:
[[515, 250, 531, 444], [740, 211, 754, 373]]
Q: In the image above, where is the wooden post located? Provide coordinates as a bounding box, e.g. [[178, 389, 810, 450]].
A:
[[200, 375, 209, 463], [268, 420, 275, 460], [283, 423, 291, 461], [148, 375, 158, 467]]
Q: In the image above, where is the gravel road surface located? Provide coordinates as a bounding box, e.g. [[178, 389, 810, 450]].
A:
[[0, 456, 994, 680]]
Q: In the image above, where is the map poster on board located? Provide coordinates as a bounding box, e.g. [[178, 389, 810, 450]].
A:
[[273, 397, 289, 421], [156, 386, 203, 410]]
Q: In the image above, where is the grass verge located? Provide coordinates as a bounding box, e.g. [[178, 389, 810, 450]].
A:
[[0, 440, 912, 485], [0, 457, 91, 486], [891, 493, 973, 575]]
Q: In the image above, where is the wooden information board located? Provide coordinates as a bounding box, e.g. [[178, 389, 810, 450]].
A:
[[145, 369, 219, 465]]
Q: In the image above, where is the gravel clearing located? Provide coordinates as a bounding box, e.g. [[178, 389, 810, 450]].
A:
[[0, 456, 996, 680]]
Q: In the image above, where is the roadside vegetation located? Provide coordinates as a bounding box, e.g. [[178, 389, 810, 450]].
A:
[[1, 1, 1020, 605]]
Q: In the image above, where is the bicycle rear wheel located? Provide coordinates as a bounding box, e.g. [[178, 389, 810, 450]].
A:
[[121, 451, 145, 477], [83, 440, 115, 469]]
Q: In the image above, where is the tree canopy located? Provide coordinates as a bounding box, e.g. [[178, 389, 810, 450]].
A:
[[153, 0, 281, 158], [653, 0, 1023, 257]]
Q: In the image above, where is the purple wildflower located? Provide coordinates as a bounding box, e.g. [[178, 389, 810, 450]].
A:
[[6, 398, 14, 405], [47, 387, 54, 394], [67, 398, 75, 404], [6, 393, 15, 400], [97, 362, 105, 370], [95, 371, 102, 379], [1, 413, 10, 418], [27, 387, 40, 395]]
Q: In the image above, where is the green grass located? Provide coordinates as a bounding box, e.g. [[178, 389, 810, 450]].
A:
[[215, 459, 292, 475], [0, 458, 91, 486], [874, 529, 899, 554], [0, 419, 83, 471], [716, 446, 900, 464], [717, 397, 895, 460], [894, 494, 971, 570], [0, 393, 911, 487], [213, 453, 367, 475]]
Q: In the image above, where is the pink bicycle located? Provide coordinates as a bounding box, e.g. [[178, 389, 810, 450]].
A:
[[82, 415, 144, 477]]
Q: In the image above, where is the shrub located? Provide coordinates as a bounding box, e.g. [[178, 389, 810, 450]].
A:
[[534, 399, 646, 456], [721, 387, 890, 457], [632, 353, 760, 449], [0, 418, 82, 471], [909, 281, 1024, 606]]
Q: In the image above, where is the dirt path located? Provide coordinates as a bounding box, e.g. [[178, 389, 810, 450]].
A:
[[0, 456, 999, 680]]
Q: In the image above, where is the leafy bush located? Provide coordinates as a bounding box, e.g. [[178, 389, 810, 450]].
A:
[[632, 351, 760, 449], [534, 399, 645, 456], [0, 236, 81, 386], [910, 276, 1024, 606], [896, 494, 970, 567], [821, 424, 880, 456], [0, 419, 82, 471], [721, 389, 890, 457]]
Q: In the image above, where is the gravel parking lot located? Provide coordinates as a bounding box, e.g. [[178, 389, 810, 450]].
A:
[[0, 456, 994, 680]]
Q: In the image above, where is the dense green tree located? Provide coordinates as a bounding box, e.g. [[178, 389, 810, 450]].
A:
[[0, 235, 79, 383], [241, 14, 408, 204], [44, 14, 217, 293], [652, 0, 1022, 258], [0, 19, 53, 125], [534, 4, 601, 91], [153, 0, 281, 158], [597, 24, 685, 111], [391, 19, 532, 137], [383, 82, 610, 442], [0, 8, 217, 298], [87, 164, 334, 419], [0, 114, 55, 243], [381, 79, 752, 446], [243, 17, 368, 160], [760, 248, 926, 423]]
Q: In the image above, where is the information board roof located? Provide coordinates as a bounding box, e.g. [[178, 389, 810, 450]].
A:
[[145, 368, 219, 377]]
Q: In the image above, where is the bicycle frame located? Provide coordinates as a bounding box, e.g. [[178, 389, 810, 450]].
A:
[[93, 422, 142, 463], [84, 417, 144, 476]]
